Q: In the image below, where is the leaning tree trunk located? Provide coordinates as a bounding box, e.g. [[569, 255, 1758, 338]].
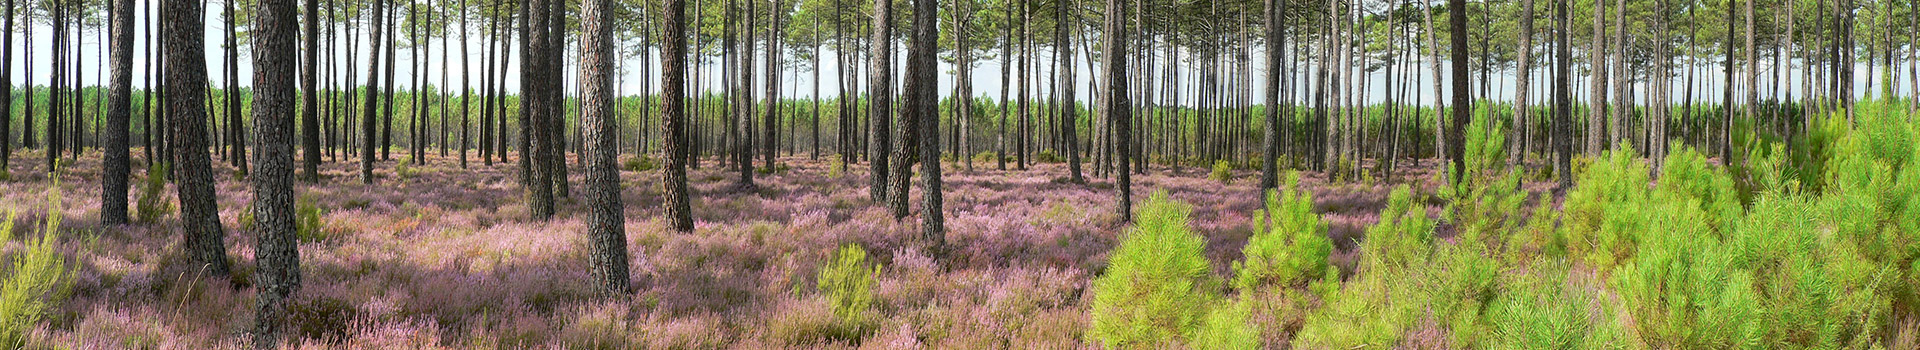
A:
[[247, 0, 302, 343], [163, 0, 233, 277]]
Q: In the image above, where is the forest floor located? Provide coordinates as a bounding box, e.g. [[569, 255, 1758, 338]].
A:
[[3, 149, 1493, 348]]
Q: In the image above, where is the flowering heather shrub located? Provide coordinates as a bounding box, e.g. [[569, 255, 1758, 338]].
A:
[[1232, 172, 1331, 291], [1088, 192, 1219, 349]]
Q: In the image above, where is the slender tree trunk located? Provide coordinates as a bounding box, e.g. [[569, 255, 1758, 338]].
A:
[[1, 0, 12, 172], [1514, 0, 1533, 168], [1587, 0, 1607, 155], [300, 0, 321, 180], [1554, 0, 1571, 188], [903, 0, 944, 256], [1108, 0, 1133, 221], [361, 0, 386, 183], [1058, 0, 1083, 183], [762, 0, 782, 171], [1611, 0, 1628, 148], [663, 0, 694, 232], [1259, 0, 1282, 191], [869, 0, 893, 201], [226, 0, 245, 172], [103, 0, 136, 225], [1448, 0, 1470, 184], [1723, 0, 1735, 164]]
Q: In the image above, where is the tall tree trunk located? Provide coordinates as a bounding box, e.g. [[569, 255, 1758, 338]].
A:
[[1723, 0, 1735, 164], [904, 0, 944, 254], [1514, 0, 1533, 168], [103, 0, 136, 225], [459, 0, 471, 168], [1447, 0, 1470, 184], [248, 0, 302, 343], [361, 0, 386, 183], [1108, 0, 1133, 221], [1554, 0, 1571, 188], [1, 0, 12, 172], [1587, 0, 1607, 155], [164, 0, 232, 277], [1259, 0, 1282, 191], [226, 0, 246, 172], [1058, 0, 1083, 183], [580, 0, 632, 296], [301, 0, 321, 180], [524, 0, 556, 219], [1610, 0, 1628, 148], [762, 0, 782, 171], [662, 0, 694, 233], [869, 0, 893, 201]]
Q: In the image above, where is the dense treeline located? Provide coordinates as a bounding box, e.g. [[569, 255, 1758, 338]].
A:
[[1, 0, 1917, 346]]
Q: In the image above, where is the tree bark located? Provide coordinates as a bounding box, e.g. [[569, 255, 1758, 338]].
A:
[[1448, 0, 1471, 185], [869, 0, 893, 201], [361, 0, 386, 183], [102, 0, 135, 225], [663, 0, 695, 233], [301, 0, 322, 180], [248, 0, 302, 343], [1058, 0, 1083, 183], [1587, 0, 1607, 155], [1554, 0, 1572, 189], [904, 0, 944, 256], [164, 0, 232, 277], [1108, 0, 1133, 222], [580, 0, 632, 296]]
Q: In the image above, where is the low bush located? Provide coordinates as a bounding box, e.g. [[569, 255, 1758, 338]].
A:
[[136, 163, 174, 223], [1232, 172, 1331, 291], [815, 245, 878, 336], [395, 156, 420, 180], [1088, 192, 1219, 349], [1209, 160, 1233, 185], [0, 187, 71, 348], [621, 155, 658, 172]]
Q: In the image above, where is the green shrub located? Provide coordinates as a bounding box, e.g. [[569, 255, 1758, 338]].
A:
[[1233, 172, 1331, 291], [1487, 262, 1623, 350], [1362, 186, 1435, 269], [1088, 192, 1219, 349], [1036, 150, 1062, 163], [1561, 147, 1651, 269], [296, 196, 332, 243], [136, 163, 174, 223], [395, 156, 420, 180], [0, 187, 71, 348], [817, 245, 878, 326], [826, 158, 846, 179], [971, 151, 999, 164], [1189, 300, 1258, 349], [1209, 160, 1233, 185], [621, 155, 658, 172]]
